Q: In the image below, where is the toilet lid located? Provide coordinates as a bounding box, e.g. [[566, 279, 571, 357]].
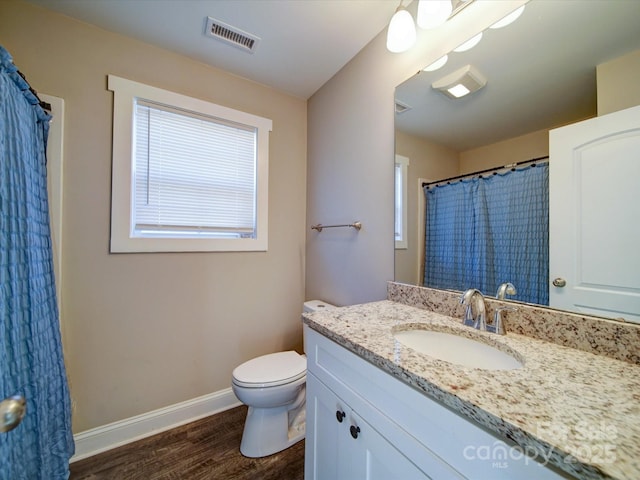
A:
[[232, 351, 306, 388]]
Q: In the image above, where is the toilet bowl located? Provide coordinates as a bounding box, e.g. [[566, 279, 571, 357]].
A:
[[231, 300, 335, 458]]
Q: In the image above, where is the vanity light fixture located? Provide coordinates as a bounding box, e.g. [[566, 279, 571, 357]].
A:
[[417, 0, 452, 29], [386, 0, 475, 53], [432, 64, 486, 99], [423, 54, 449, 72], [453, 32, 483, 52], [386, 2, 417, 53], [490, 5, 526, 29]]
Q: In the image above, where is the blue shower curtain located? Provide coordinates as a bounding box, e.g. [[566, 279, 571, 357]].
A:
[[0, 46, 74, 478], [424, 163, 549, 305]]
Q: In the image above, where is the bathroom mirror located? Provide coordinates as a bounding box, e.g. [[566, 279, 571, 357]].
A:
[[394, 0, 640, 321]]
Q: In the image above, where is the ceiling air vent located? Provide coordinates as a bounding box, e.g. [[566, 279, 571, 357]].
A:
[[205, 17, 260, 53], [395, 100, 412, 115]]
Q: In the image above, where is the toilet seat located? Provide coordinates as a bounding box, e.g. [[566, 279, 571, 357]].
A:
[[232, 351, 306, 389]]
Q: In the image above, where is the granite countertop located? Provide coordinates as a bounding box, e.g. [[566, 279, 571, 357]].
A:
[[303, 300, 640, 480]]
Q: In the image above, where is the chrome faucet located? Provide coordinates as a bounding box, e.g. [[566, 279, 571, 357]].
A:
[[488, 306, 517, 335], [460, 289, 486, 331], [496, 282, 517, 300]]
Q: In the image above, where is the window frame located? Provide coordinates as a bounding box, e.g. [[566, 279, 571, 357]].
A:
[[395, 154, 409, 250], [108, 75, 272, 253]]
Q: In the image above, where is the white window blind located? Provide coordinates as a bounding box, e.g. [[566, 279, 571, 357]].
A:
[[109, 74, 271, 252], [134, 101, 257, 238]]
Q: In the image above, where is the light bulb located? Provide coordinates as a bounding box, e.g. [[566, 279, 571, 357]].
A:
[[423, 55, 448, 72], [490, 5, 525, 29], [448, 84, 471, 98], [417, 0, 453, 30], [453, 32, 482, 52], [386, 7, 417, 53]]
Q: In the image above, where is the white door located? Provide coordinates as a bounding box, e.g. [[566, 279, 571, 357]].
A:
[[549, 105, 640, 322]]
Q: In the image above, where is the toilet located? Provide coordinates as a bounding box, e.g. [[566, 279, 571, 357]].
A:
[[231, 300, 335, 458]]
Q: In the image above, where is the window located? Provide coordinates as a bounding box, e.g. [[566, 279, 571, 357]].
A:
[[395, 155, 409, 249], [108, 75, 272, 252]]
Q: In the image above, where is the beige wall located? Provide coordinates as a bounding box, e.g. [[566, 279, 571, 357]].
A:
[[394, 131, 458, 285], [459, 128, 549, 173], [0, 0, 307, 433], [597, 49, 640, 116], [306, 1, 527, 306]]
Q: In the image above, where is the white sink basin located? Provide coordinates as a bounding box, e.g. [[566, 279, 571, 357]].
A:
[[393, 329, 523, 370]]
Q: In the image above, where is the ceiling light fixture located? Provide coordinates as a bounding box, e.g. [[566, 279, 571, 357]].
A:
[[432, 64, 486, 99], [386, 3, 417, 53]]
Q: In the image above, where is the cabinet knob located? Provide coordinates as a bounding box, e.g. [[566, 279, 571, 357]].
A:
[[335, 410, 346, 423], [350, 425, 361, 439]]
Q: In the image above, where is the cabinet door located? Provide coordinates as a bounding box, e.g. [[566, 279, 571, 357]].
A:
[[349, 411, 430, 480], [306, 372, 430, 480], [305, 372, 351, 480]]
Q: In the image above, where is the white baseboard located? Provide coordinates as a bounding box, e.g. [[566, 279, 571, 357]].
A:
[[71, 388, 241, 462]]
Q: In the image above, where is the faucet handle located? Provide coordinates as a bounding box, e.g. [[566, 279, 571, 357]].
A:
[[488, 306, 517, 335], [496, 282, 517, 300]]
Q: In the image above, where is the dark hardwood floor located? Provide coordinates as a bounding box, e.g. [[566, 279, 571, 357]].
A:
[[70, 406, 305, 480]]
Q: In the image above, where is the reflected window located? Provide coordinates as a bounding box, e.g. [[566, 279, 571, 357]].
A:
[[395, 155, 409, 249]]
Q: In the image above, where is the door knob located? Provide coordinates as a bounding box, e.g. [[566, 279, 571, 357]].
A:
[[0, 395, 26, 433], [552, 278, 567, 288], [350, 425, 360, 439], [335, 410, 345, 423]]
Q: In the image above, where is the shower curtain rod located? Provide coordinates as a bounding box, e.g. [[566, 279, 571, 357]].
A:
[[423, 155, 549, 189]]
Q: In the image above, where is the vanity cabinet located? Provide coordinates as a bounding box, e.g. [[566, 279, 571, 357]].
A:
[[304, 325, 571, 480], [306, 373, 429, 479]]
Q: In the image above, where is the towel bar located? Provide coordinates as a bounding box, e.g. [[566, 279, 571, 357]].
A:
[[311, 222, 362, 233]]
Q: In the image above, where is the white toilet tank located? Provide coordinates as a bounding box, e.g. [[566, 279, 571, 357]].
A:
[[303, 300, 335, 313], [302, 300, 335, 354]]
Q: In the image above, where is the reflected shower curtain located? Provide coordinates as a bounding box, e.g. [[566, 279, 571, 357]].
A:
[[424, 164, 549, 305], [0, 46, 74, 478]]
